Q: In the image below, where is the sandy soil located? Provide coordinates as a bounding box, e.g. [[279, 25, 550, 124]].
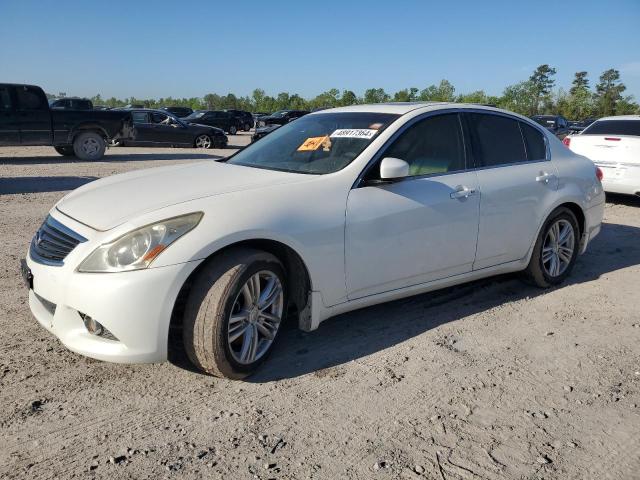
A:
[[1, 141, 639, 480]]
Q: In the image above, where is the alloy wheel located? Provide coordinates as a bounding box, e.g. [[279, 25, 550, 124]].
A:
[[195, 135, 211, 149], [541, 219, 575, 277], [227, 271, 284, 365]]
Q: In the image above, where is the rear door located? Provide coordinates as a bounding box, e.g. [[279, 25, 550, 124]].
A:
[[0, 85, 19, 145], [15, 85, 51, 145], [466, 112, 558, 269]]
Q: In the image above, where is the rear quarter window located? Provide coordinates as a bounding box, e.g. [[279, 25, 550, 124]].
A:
[[520, 122, 547, 161]]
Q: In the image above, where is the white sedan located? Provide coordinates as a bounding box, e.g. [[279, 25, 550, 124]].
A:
[[23, 103, 605, 379], [564, 115, 640, 196]]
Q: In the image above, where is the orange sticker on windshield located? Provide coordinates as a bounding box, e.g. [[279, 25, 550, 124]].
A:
[[298, 135, 331, 151]]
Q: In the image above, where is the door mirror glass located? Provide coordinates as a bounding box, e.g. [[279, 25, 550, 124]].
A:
[[380, 157, 409, 180]]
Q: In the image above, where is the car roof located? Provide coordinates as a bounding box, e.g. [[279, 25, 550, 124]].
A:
[[311, 102, 527, 118], [595, 115, 640, 121]]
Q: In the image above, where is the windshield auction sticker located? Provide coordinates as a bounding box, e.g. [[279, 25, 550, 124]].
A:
[[330, 129, 378, 139], [297, 135, 331, 151]]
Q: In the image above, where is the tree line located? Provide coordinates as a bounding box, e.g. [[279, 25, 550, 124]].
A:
[[50, 66, 638, 120]]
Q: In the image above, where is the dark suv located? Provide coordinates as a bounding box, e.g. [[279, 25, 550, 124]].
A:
[[160, 106, 194, 118], [182, 110, 242, 135], [49, 98, 93, 110], [531, 115, 570, 139], [224, 109, 254, 131]]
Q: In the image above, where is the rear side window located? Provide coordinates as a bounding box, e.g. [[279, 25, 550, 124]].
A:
[[583, 120, 640, 137], [467, 113, 527, 167], [16, 86, 47, 110], [0, 86, 12, 110], [132, 112, 148, 124], [384, 113, 466, 176], [520, 122, 547, 161]]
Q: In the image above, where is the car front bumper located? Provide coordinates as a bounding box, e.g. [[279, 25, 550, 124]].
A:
[[25, 250, 200, 364]]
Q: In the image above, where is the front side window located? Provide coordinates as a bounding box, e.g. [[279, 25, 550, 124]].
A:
[[382, 113, 466, 176], [467, 113, 527, 167], [582, 120, 640, 137], [16, 86, 46, 110], [150, 112, 170, 124], [228, 112, 399, 174], [520, 122, 547, 161]]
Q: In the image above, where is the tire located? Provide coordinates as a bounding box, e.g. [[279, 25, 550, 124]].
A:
[[54, 145, 75, 156], [228, 125, 237, 135], [73, 132, 106, 160], [194, 134, 212, 149], [183, 248, 286, 379], [524, 207, 580, 288], [243, 123, 251, 132]]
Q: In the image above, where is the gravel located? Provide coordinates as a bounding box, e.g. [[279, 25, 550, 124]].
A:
[[1, 141, 639, 479]]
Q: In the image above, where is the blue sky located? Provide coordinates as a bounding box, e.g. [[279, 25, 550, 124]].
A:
[[1, 0, 639, 100]]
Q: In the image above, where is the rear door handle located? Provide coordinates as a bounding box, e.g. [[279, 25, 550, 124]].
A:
[[450, 185, 477, 199], [536, 172, 556, 183]]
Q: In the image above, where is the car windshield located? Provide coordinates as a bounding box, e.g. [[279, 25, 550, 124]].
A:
[[227, 112, 399, 174], [184, 112, 205, 120], [582, 120, 640, 136]]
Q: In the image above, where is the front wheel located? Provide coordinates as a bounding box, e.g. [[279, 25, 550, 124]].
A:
[[194, 134, 212, 149], [54, 145, 75, 156], [524, 208, 579, 287], [183, 249, 286, 379], [228, 125, 237, 135]]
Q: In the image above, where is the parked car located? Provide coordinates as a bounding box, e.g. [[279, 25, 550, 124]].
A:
[[0, 83, 131, 160], [182, 110, 242, 134], [251, 123, 280, 142], [257, 109, 309, 127], [568, 117, 598, 134], [112, 109, 227, 149], [225, 109, 254, 131], [160, 106, 194, 118], [564, 115, 640, 196], [22, 103, 604, 379], [49, 97, 94, 110], [531, 115, 570, 139]]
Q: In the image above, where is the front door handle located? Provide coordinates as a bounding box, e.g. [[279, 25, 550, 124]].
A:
[[450, 185, 477, 199], [536, 172, 556, 184]]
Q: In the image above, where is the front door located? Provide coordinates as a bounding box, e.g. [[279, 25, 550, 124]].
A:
[[345, 113, 480, 299], [15, 85, 51, 145], [0, 85, 19, 145]]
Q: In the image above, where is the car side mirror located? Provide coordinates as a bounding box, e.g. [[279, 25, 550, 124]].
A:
[[380, 157, 410, 180]]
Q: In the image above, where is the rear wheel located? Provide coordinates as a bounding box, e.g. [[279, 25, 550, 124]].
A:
[[54, 145, 75, 156], [243, 123, 251, 132], [73, 132, 106, 160], [524, 207, 579, 287], [228, 125, 237, 135], [183, 249, 286, 379]]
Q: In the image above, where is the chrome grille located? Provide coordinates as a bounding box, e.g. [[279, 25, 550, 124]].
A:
[[30, 215, 87, 266]]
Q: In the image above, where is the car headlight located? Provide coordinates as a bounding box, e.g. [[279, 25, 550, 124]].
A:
[[78, 212, 203, 273]]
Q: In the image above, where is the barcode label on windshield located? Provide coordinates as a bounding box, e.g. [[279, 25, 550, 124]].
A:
[[330, 129, 378, 139]]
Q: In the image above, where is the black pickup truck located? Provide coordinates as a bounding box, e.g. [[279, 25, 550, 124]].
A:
[[0, 83, 131, 160]]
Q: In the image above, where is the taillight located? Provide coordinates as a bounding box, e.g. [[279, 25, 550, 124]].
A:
[[562, 137, 571, 147], [596, 166, 604, 182]]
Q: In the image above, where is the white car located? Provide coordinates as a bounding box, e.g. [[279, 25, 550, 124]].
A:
[[23, 103, 605, 379], [564, 115, 640, 196]]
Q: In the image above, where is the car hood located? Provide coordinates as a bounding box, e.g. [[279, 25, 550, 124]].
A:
[[56, 161, 310, 231], [188, 122, 224, 133]]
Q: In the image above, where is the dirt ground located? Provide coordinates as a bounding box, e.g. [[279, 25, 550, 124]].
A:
[[1, 140, 639, 480]]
